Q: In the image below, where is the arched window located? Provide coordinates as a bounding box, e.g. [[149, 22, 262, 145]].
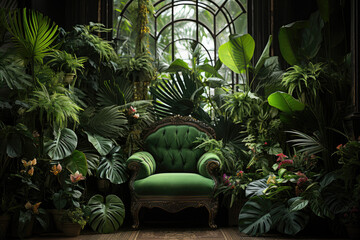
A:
[[113, 0, 247, 83]]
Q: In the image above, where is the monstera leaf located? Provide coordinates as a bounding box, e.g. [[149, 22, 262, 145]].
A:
[[45, 128, 77, 160], [97, 146, 128, 184], [238, 196, 273, 236], [88, 194, 125, 234], [85, 131, 114, 156], [245, 178, 268, 198], [270, 199, 309, 236]]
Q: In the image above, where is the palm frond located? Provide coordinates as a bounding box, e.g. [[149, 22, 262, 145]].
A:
[[287, 130, 325, 155], [81, 105, 128, 138], [4, 8, 58, 66]]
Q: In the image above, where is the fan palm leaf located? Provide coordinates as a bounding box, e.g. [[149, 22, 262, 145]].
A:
[[4, 8, 58, 67], [286, 130, 324, 156]]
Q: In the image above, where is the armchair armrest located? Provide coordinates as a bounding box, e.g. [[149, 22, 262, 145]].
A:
[[197, 152, 221, 179], [126, 151, 156, 181]]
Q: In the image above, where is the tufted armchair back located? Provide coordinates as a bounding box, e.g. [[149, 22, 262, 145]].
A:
[[143, 116, 215, 173]]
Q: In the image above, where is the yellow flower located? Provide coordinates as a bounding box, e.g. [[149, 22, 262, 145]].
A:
[[32, 202, 41, 214], [266, 175, 276, 185], [31, 158, 37, 166]]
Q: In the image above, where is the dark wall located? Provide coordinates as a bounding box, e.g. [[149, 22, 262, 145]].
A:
[[17, 0, 111, 36]]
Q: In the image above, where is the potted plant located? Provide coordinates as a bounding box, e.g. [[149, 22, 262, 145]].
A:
[[47, 50, 87, 84], [61, 207, 89, 237]]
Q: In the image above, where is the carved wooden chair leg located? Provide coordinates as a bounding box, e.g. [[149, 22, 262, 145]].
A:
[[206, 201, 218, 229], [131, 202, 141, 229]]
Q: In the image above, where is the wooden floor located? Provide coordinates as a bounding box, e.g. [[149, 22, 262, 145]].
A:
[[26, 227, 349, 240]]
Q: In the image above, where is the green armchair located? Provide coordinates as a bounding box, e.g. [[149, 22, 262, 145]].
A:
[[126, 115, 221, 229]]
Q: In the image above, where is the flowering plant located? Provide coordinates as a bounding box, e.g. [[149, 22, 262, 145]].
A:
[[217, 170, 256, 207], [49, 163, 86, 210]]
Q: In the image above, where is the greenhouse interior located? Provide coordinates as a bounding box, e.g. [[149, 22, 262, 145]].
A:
[[0, 0, 360, 239]]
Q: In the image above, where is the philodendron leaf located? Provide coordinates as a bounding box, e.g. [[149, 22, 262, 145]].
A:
[[218, 33, 255, 74], [268, 91, 305, 114], [88, 194, 125, 234], [238, 196, 272, 236], [254, 35, 272, 74], [97, 147, 128, 184], [45, 128, 77, 160], [64, 150, 88, 176], [245, 178, 268, 198], [271, 201, 309, 236], [85, 131, 114, 156]]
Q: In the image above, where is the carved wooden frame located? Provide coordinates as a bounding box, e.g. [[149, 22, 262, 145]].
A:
[[128, 115, 219, 229]]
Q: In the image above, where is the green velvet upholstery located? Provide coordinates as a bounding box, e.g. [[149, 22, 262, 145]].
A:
[[127, 151, 156, 180], [145, 125, 207, 173], [198, 153, 221, 179], [133, 173, 215, 196]]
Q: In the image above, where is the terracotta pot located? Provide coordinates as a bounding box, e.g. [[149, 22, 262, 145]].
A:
[[48, 209, 66, 231], [62, 222, 81, 237], [346, 224, 360, 239], [0, 214, 11, 238]]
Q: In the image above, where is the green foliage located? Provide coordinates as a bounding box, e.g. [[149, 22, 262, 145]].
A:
[[87, 194, 125, 234], [44, 128, 78, 160], [4, 8, 58, 72], [63, 207, 89, 229], [238, 196, 272, 236], [64, 150, 88, 176], [0, 50, 32, 90], [27, 84, 82, 128], [218, 33, 255, 75], [286, 130, 324, 156], [281, 62, 324, 101], [222, 91, 261, 123], [47, 50, 87, 74], [85, 131, 114, 156], [267, 91, 305, 114], [81, 106, 128, 139], [97, 146, 128, 184]]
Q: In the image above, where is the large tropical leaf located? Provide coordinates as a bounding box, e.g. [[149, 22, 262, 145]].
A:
[[218, 33, 255, 74], [267, 91, 305, 114], [254, 35, 272, 75], [87, 194, 125, 234], [238, 197, 272, 236], [97, 146, 128, 184], [270, 200, 309, 236], [150, 72, 203, 118], [96, 78, 133, 107], [84, 131, 114, 156], [245, 178, 268, 198], [278, 21, 307, 66], [4, 8, 58, 66], [45, 128, 77, 160], [63, 150, 88, 176], [82, 106, 128, 138]]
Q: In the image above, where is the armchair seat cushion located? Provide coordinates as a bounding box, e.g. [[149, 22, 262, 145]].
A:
[[133, 173, 215, 196]]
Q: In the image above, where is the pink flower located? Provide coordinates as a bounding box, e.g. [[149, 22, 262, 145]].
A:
[[336, 144, 343, 150], [276, 153, 288, 162], [70, 171, 85, 183], [264, 142, 268, 145], [277, 159, 293, 169]]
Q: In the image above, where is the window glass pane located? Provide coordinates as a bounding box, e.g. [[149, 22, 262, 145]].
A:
[[154, 0, 172, 11], [158, 24, 173, 49], [234, 12, 247, 35], [215, 12, 229, 35], [174, 21, 196, 40], [173, 4, 196, 20], [224, 0, 243, 20], [156, 8, 172, 35], [198, 9, 213, 31]]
